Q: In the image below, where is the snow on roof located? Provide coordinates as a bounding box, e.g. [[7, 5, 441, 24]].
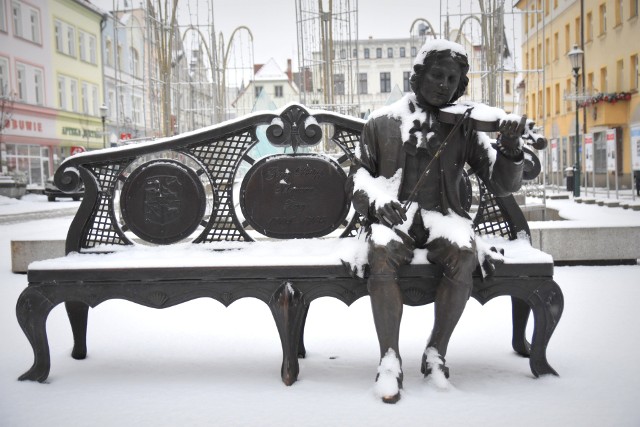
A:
[[413, 39, 468, 67], [254, 58, 288, 82]]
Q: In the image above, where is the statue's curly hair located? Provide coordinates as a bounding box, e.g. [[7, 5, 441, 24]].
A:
[[409, 49, 470, 104]]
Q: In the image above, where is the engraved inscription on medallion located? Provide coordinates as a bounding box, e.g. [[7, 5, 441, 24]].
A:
[[240, 154, 349, 239], [120, 160, 207, 244]]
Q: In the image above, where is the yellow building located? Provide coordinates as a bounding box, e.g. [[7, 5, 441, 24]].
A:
[[515, 0, 640, 189], [50, 0, 105, 154]]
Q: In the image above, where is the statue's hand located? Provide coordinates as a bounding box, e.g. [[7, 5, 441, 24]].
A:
[[498, 118, 526, 150], [374, 201, 407, 227], [385, 239, 415, 269]]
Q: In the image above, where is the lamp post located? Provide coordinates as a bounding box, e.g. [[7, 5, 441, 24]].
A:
[[568, 44, 584, 197], [99, 104, 108, 149]]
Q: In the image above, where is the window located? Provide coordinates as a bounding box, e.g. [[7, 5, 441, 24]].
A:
[[380, 72, 391, 93], [352, 49, 357, 58], [33, 68, 42, 105], [0, 0, 6, 32], [130, 47, 139, 77], [67, 26, 75, 56], [69, 79, 77, 112], [339, 49, 346, 59], [545, 37, 550, 64], [615, 0, 623, 25], [617, 59, 624, 91], [91, 85, 98, 116], [525, 52, 529, 69], [108, 89, 115, 119], [133, 96, 142, 125], [599, 3, 607, 35], [600, 67, 608, 92], [57, 76, 66, 109], [545, 0, 549, 15], [358, 73, 367, 94], [16, 63, 25, 101], [81, 82, 88, 114], [89, 35, 96, 64], [54, 20, 62, 52], [78, 31, 86, 61], [12, 1, 21, 38], [575, 17, 581, 45], [631, 54, 639, 90], [553, 32, 559, 60], [274, 85, 283, 97], [254, 85, 262, 97], [531, 93, 536, 119], [632, 0, 639, 18], [506, 79, 511, 95], [0, 57, 8, 96], [554, 83, 560, 114], [538, 89, 542, 118], [333, 74, 344, 95], [587, 12, 594, 41], [399, 47, 406, 58], [364, 48, 370, 59], [403, 71, 411, 92], [566, 78, 573, 111], [376, 48, 382, 59], [387, 47, 393, 58], [117, 43, 123, 70], [588, 72, 594, 91], [105, 38, 113, 67], [28, 7, 39, 43], [410, 46, 417, 57], [537, 43, 542, 67], [565, 24, 570, 53], [546, 86, 551, 117]]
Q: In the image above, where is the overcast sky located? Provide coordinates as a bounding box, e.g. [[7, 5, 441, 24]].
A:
[[93, 0, 522, 72]]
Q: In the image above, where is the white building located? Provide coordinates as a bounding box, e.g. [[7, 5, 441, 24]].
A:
[[231, 59, 299, 116]]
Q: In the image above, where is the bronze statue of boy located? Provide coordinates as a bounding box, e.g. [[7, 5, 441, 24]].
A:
[[348, 39, 526, 403]]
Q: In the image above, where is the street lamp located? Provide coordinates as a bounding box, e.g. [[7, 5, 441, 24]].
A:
[[99, 104, 108, 149], [567, 44, 584, 197]]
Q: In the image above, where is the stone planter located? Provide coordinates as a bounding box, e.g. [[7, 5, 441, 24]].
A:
[[0, 175, 27, 199]]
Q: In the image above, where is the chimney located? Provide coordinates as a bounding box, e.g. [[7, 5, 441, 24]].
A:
[[286, 59, 293, 82]]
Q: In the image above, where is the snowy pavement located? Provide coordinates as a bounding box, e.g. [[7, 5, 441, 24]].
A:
[[0, 195, 639, 426]]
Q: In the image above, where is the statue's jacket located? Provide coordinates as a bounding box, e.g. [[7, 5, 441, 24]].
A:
[[349, 106, 524, 224]]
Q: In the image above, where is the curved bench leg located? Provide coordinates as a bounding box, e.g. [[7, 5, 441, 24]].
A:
[[16, 287, 55, 382], [297, 303, 310, 359], [268, 282, 306, 386], [511, 296, 532, 357], [527, 279, 564, 377], [65, 302, 89, 360]]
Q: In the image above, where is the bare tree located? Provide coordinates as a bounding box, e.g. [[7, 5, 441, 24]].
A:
[[147, 0, 180, 137], [0, 89, 15, 174]]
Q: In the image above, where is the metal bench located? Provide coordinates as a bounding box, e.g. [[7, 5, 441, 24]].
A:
[[16, 103, 563, 384]]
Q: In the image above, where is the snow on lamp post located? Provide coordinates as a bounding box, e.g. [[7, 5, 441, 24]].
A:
[[568, 44, 584, 198], [99, 104, 108, 149]]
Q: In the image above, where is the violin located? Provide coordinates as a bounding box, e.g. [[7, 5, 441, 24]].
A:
[[438, 102, 547, 150]]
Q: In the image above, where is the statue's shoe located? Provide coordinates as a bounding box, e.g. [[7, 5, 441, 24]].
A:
[[375, 349, 403, 404], [422, 347, 451, 389]]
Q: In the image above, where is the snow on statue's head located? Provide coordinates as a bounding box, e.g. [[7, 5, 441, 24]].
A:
[[409, 39, 470, 104]]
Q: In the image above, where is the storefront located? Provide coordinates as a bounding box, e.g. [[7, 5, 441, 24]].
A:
[[1, 108, 58, 187], [55, 112, 105, 168]]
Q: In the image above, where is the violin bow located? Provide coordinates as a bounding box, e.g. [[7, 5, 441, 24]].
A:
[[402, 107, 474, 211]]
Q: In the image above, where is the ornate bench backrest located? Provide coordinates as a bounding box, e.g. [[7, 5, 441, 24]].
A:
[[55, 103, 537, 254]]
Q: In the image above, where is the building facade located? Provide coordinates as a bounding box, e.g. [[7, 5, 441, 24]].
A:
[[516, 0, 640, 187], [0, 0, 105, 187], [1, 0, 57, 185]]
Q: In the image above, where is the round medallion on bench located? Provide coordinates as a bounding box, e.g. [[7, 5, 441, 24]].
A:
[[120, 160, 207, 244], [240, 154, 350, 239]]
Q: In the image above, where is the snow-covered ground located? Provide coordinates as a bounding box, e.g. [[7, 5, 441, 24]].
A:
[[1, 195, 639, 426]]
